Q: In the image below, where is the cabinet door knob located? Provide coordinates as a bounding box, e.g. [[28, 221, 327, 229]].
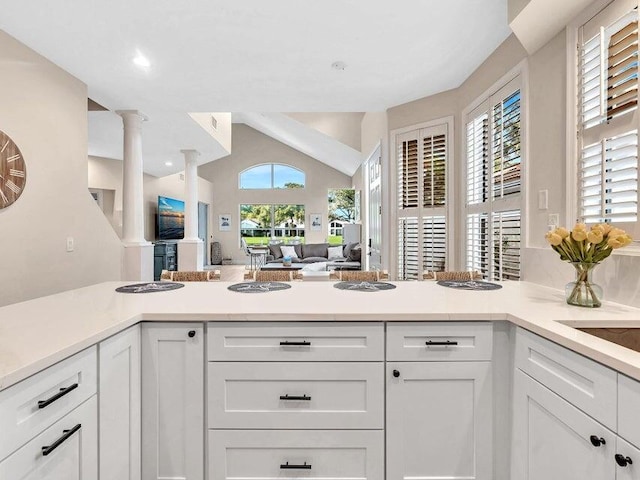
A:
[[188, 330, 196, 338], [393, 369, 400, 378], [615, 454, 633, 467], [590, 435, 606, 447]]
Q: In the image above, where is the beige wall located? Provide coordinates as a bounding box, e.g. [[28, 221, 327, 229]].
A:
[[286, 113, 364, 151], [199, 124, 351, 264], [0, 31, 122, 306], [88, 156, 215, 254]]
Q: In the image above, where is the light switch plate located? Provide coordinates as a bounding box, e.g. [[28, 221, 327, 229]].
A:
[[66, 237, 74, 252], [538, 190, 548, 210], [548, 214, 559, 227]]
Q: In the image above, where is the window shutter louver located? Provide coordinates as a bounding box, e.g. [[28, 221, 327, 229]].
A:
[[579, 2, 639, 229], [467, 114, 490, 205], [466, 213, 489, 277], [492, 90, 522, 199], [492, 210, 521, 280], [398, 217, 419, 280], [396, 124, 449, 279], [422, 216, 446, 272]]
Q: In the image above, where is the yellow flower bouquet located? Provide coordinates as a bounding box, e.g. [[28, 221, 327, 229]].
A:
[[545, 223, 632, 307]]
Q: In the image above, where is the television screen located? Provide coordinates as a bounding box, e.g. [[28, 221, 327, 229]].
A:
[[157, 196, 185, 240]]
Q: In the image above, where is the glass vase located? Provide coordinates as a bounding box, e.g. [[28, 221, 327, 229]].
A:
[[565, 262, 603, 308]]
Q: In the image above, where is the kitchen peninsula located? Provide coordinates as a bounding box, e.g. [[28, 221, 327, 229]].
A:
[[2, 280, 640, 480]]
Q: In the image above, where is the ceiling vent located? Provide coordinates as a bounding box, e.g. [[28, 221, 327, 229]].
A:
[[211, 115, 218, 131]]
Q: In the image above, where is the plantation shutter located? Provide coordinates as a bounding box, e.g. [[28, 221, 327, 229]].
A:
[[422, 216, 446, 272], [579, 0, 639, 231], [465, 77, 522, 281], [396, 123, 449, 280]]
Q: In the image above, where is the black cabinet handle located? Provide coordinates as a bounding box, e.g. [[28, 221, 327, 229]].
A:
[[41, 424, 81, 456], [38, 383, 79, 409], [590, 435, 606, 447], [188, 330, 196, 338], [426, 340, 458, 346], [279, 340, 311, 346], [280, 394, 311, 401], [280, 462, 311, 470], [393, 369, 400, 378], [616, 454, 633, 467]]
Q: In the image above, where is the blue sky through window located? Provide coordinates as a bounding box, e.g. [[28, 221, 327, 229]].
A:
[[240, 164, 305, 189]]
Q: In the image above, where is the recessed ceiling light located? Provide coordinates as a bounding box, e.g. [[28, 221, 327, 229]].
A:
[[331, 61, 347, 71], [133, 51, 151, 68], [165, 161, 173, 166]]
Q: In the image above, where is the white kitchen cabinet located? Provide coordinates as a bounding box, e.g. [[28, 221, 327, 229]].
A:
[[99, 325, 141, 480], [386, 361, 492, 480], [142, 323, 204, 480], [615, 437, 640, 480], [512, 369, 614, 480], [0, 395, 98, 480]]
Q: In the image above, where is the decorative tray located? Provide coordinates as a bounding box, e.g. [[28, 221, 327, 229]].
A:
[[333, 281, 397, 292], [437, 280, 502, 291], [227, 282, 292, 293], [115, 282, 184, 293]]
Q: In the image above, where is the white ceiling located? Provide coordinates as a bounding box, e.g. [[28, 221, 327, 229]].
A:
[[0, 0, 511, 175]]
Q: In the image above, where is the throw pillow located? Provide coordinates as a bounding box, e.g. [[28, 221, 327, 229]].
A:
[[343, 242, 358, 258], [280, 245, 298, 260], [268, 244, 283, 259], [347, 244, 362, 262], [328, 245, 344, 260]]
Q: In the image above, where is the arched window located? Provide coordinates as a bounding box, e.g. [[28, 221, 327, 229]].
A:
[[239, 164, 305, 189]]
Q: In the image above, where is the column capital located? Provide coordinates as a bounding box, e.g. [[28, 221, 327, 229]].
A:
[[180, 149, 201, 162], [116, 110, 149, 123]]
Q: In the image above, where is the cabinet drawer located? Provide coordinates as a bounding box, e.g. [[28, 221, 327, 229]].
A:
[[0, 395, 98, 480], [616, 436, 640, 480], [208, 362, 383, 429], [515, 328, 617, 430], [209, 430, 383, 480], [618, 374, 640, 448], [387, 322, 493, 361], [0, 346, 97, 461], [208, 323, 384, 361]]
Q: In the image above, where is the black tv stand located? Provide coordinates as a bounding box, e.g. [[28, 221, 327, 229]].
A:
[[153, 241, 178, 280]]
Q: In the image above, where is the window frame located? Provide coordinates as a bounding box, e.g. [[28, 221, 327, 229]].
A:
[[462, 69, 527, 280], [238, 163, 306, 190], [567, 0, 640, 250], [390, 116, 455, 280]]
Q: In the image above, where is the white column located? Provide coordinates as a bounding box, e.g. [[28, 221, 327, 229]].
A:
[[117, 110, 153, 281], [178, 149, 204, 271]]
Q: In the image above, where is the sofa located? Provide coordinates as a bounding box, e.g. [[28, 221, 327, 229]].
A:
[[265, 242, 361, 270]]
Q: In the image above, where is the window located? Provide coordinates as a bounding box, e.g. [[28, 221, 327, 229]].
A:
[[239, 164, 305, 189], [240, 204, 305, 244], [328, 188, 356, 244], [578, 0, 638, 233], [396, 121, 449, 280], [465, 78, 522, 280]]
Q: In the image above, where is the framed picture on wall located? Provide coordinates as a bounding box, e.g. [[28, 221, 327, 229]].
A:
[[219, 214, 231, 232], [310, 213, 322, 232]]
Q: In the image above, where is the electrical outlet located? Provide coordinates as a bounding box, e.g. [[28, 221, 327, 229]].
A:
[[548, 214, 560, 227], [66, 237, 74, 252]]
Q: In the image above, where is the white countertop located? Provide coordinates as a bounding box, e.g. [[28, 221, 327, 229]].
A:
[[1, 280, 640, 391]]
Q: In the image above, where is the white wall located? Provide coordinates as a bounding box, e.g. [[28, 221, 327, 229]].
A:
[[88, 156, 215, 255], [198, 124, 351, 264], [0, 30, 122, 306]]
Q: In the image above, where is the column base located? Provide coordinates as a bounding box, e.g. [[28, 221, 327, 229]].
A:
[[178, 239, 204, 271], [122, 242, 154, 282]]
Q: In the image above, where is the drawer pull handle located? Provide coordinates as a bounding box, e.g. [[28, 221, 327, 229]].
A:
[[280, 462, 311, 470], [280, 394, 311, 401], [590, 435, 606, 447], [279, 340, 311, 346], [426, 340, 458, 346], [188, 330, 196, 338], [38, 383, 79, 409], [616, 454, 633, 467], [41, 424, 81, 456]]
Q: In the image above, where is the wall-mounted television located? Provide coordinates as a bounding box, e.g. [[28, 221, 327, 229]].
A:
[[157, 195, 185, 240]]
